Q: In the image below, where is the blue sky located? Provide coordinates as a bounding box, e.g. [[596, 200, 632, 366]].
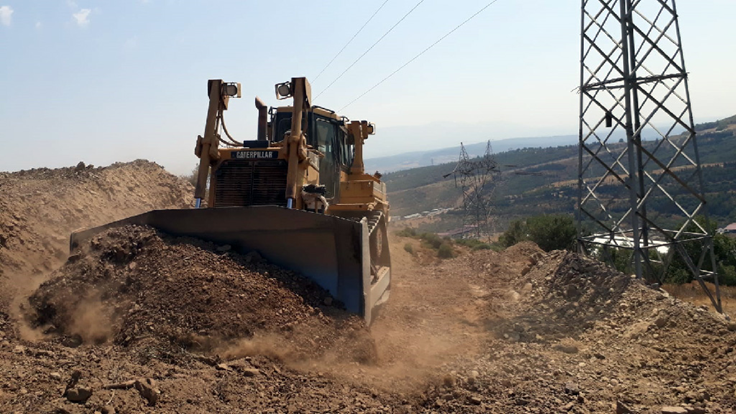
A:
[[1, 0, 735, 174]]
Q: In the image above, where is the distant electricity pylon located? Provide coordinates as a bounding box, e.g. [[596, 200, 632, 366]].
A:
[[446, 141, 500, 239], [577, 0, 721, 311]]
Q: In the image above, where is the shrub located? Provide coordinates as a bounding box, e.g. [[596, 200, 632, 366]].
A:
[[404, 243, 414, 255], [499, 215, 576, 252], [666, 216, 736, 286], [489, 243, 505, 252], [454, 238, 478, 248], [397, 229, 453, 253], [471, 243, 492, 251], [455, 238, 494, 251], [397, 227, 417, 237], [182, 164, 199, 187], [665, 268, 691, 285], [719, 264, 736, 286], [438, 242, 455, 259], [526, 215, 576, 252], [499, 219, 528, 248], [420, 232, 443, 249]]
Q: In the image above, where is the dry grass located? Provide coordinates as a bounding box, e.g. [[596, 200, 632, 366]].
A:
[[663, 282, 736, 315]]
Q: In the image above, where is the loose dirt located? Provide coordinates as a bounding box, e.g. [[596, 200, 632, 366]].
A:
[[26, 224, 373, 365], [2, 160, 735, 413], [0, 160, 193, 318], [417, 247, 736, 413]]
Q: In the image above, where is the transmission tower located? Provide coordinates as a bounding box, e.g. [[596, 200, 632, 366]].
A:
[[577, 0, 721, 311], [447, 141, 500, 240]]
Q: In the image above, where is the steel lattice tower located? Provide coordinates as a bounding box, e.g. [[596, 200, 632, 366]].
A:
[[447, 142, 500, 240], [577, 0, 721, 311]]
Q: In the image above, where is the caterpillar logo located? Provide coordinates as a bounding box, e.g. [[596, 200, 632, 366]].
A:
[[231, 151, 278, 159]]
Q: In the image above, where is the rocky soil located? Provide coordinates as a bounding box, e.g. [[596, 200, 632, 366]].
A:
[[417, 247, 736, 413], [0, 160, 193, 282], [2, 160, 735, 413], [26, 225, 374, 365]]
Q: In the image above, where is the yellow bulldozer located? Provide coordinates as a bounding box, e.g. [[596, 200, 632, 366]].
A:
[[70, 77, 391, 324]]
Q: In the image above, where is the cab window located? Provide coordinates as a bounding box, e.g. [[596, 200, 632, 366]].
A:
[[314, 118, 338, 198], [340, 128, 354, 168]]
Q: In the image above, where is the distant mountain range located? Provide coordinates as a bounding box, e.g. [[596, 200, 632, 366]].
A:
[[363, 115, 736, 173], [364, 125, 678, 173], [365, 135, 578, 173]]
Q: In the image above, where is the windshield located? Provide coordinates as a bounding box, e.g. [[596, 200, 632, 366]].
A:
[[315, 118, 337, 198]]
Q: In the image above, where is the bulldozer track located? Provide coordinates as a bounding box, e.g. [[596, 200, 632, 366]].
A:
[[337, 210, 384, 234], [366, 211, 384, 236]]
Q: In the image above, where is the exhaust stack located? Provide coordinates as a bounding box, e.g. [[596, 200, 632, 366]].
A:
[[255, 97, 267, 141]]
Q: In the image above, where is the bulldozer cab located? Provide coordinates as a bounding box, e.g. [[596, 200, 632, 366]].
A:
[[271, 107, 354, 200]]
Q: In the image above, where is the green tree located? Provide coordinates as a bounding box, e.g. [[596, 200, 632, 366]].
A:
[[665, 216, 736, 286], [713, 233, 736, 286], [499, 219, 528, 248], [500, 215, 576, 252], [526, 215, 577, 252]]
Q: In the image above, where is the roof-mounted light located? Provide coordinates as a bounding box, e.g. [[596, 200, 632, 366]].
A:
[[223, 82, 241, 98], [275, 82, 292, 100]]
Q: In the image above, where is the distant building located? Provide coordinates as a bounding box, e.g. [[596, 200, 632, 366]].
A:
[[724, 223, 736, 238]]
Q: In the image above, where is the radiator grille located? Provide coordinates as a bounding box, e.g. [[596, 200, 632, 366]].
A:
[[214, 160, 287, 207]]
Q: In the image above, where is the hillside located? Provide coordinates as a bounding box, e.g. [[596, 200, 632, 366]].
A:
[[0, 161, 193, 280], [385, 115, 736, 232], [365, 120, 724, 173], [365, 134, 578, 173]]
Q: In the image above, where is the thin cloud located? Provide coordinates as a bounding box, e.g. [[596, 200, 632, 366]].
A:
[[0, 5, 13, 26], [72, 8, 91, 27], [35, 21, 42, 29]]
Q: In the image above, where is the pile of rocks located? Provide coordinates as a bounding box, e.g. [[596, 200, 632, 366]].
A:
[[26, 225, 374, 363]]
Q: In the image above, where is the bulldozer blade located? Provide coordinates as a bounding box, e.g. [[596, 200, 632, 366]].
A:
[[69, 207, 389, 325]]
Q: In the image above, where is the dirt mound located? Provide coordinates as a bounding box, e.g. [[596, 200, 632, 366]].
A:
[[491, 251, 633, 342], [502, 240, 545, 258], [422, 248, 736, 413], [25, 225, 374, 364], [500, 250, 730, 343], [0, 160, 193, 315], [0, 160, 192, 277]]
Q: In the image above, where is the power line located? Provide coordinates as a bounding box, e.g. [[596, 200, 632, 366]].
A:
[[312, 0, 391, 83], [339, 0, 502, 112], [315, 0, 425, 100]]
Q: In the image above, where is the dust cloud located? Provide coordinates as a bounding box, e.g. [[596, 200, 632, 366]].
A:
[[67, 295, 114, 344]]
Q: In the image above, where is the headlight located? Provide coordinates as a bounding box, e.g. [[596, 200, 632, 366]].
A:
[[275, 82, 292, 100], [224, 82, 241, 98]]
